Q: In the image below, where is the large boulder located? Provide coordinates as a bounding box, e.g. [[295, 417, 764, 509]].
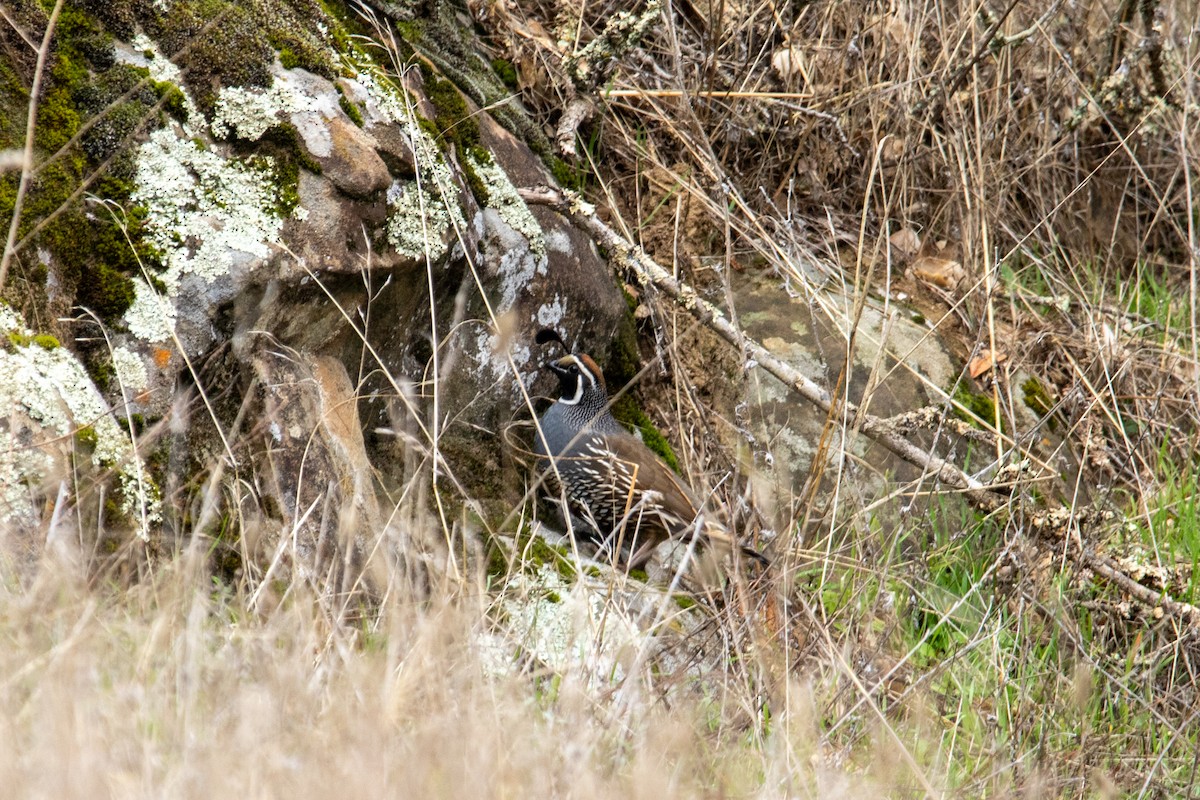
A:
[[1, 2, 629, 586]]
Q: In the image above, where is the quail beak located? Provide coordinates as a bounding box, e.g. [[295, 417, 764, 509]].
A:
[[546, 359, 571, 379]]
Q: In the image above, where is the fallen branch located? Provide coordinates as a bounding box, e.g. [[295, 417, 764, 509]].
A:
[[519, 184, 1200, 629]]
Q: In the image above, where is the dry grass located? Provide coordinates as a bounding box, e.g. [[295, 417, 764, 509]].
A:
[[0, 548, 902, 798]]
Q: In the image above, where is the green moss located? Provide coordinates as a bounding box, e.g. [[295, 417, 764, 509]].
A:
[[32, 334, 60, 350], [317, 0, 386, 63], [75, 425, 98, 448], [600, 312, 682, 472], [152, 80, 188, 121], [951, 383, 1000, 431], [613, 400, 682, 474], [42, 196, 162, 320], [262, 122, 321, 173], [337, 86, 364, 127], [76, 260, 137, 318], [606, 312, 640, 385], [101, 494, 127, 529], [546, 154, 586, 191], [421, 67, 480, 149], [485, 525, 581, 587], [461, 156, 490, 206], [390, 2, 549, 157], [0, 4, 168, 323], [1022, 377, 1054, 417], [491, 58, 518, 90], [275, 161, 301, 215], [485, 539, 510, 583], [6, 331, 30, 349], [143, 0, 273, 113], [88, 358, 116, 393], [416, 115, 441, 142], [277, 44, 300, 70], [501, 525, 579, 584], [0, 61, 27, 149], [674, 593, 697, 610], [238, 123, 323, 215], [76, 0, 139, 40]]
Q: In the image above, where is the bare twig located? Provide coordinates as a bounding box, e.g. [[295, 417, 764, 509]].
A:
[[917, 0, 1023, 124], [0, 5, 38, 51]]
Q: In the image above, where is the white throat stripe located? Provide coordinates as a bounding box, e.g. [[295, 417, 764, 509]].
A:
[[561, 379, 584, 405]]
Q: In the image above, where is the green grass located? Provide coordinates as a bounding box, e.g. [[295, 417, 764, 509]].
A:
[[1128, 450, 1200, 602]]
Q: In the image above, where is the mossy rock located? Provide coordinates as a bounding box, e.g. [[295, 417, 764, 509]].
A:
[[951, 383, 1001, 432], [420, 64, 481, 150], [0, 4, 167, 322]]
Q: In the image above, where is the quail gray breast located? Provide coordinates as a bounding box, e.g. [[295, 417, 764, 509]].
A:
[[532, 346, 763, 570]]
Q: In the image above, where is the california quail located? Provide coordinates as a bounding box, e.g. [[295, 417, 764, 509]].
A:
[[532, 331, 764, 570]]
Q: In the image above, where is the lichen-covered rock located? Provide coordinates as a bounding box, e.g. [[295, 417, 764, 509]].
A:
[[2, 1, 631, 588], [731, 270, 958, 505], [0, 305, 160, 566]]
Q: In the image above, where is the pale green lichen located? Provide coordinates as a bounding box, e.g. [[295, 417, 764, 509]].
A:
[[116, 30, 295, 345], [122, 35, 201, 125], [385, 180, 456, 261], [111, 345, 149, 392], [476, 565, 646, 684], [0, 306, 160, 539], [210, 72, 338, 143], [134, 128, 283, 285], [465, 152, 545, 260], [124, 127, 285, 339], [356, 69, 466, 262], [535, 296, 566, 328], [123, 279, 175, 344]]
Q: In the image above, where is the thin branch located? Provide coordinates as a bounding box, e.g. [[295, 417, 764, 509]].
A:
[[0, 5, 38, 51]]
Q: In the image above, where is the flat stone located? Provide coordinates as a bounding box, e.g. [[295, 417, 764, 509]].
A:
[[298, 113, 392, 199]]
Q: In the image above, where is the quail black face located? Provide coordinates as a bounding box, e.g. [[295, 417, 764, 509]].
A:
[[547, 357, 580, 395], [545, 355, 603, 406]]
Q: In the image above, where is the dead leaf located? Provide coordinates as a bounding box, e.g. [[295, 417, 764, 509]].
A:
[[911, 255, 966, 289], [510, 18, 558, 51], [968, 348, 1008, 379], [881, 137, 906, 163], [771, 46, 807, 80], [889, 227, 921, 260]]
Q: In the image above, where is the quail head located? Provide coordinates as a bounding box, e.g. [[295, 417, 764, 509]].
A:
[[532, 330, 763, 570]]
